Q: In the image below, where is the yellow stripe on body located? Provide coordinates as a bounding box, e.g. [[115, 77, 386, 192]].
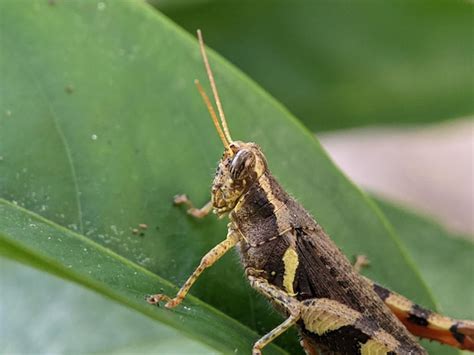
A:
[[257, 173, 300, 296], [257, 173, 287, 224], [233, 172, 288, 230], [282, 247, 299, 296]]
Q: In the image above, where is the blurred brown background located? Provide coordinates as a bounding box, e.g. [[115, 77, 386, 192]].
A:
[[320, 118, 473, 237]]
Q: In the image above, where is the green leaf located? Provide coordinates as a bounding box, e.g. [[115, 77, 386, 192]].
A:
[[157, 0, 474, 131], [0, 199, 282, 354], [0, 257, 215, 354], [0, 1, 463, 353]]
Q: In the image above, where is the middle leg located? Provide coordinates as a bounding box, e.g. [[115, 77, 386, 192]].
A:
[[247, 274, 302, 355]]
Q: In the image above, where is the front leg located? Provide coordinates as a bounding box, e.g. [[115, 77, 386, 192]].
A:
[[147, 230, 240, 308], [174, 194, 213, 218]]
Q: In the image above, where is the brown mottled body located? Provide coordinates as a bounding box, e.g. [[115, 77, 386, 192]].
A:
[[147, 30, 474, 355], [229, 158, 425, 354]]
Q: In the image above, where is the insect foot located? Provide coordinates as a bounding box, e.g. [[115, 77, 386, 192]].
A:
[[173, 194, 189, 205], [173, 194, 213, 219], [353, 254, 370, 273], [146, 293, 176, 308]]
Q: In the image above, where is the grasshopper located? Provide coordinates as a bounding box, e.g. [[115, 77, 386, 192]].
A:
[[147, 30, 474, 354]]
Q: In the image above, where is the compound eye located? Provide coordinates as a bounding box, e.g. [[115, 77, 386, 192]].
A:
[[230, 149, 254, 180]]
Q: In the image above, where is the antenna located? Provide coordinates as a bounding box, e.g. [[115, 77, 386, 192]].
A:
[[196, 29, 233, 144], [195, 79, 229, 149]]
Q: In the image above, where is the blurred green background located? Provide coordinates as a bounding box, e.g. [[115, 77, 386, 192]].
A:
[[157, 0, 473, 131], [1, 1, 472, 354]]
